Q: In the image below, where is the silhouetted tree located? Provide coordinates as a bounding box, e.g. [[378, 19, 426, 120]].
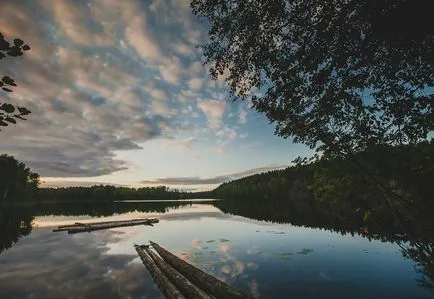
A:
[[0, 33, 31, 130], [0, 155, 40, 203], [191, 0, 433, 159]]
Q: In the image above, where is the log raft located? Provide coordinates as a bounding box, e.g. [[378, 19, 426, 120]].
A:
[[135, 245, 186, 299], [150, 241, 249, 299], [56, 218, 152, 230], [136, 241, 250, 299], [53, 218, 159, 234], [142, 245, 212, 299]]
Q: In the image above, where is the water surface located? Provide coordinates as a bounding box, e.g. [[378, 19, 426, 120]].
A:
[[0, 201, 431, 298]]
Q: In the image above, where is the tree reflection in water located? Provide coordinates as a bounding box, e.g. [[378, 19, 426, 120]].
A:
[[213, 199, 434, 293], [0, 199, 432, 292]]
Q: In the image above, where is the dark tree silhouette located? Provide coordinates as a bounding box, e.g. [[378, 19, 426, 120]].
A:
[[0, 33, 31, 130], [191, 0, 434, 159], [0, 155, 40, 203]]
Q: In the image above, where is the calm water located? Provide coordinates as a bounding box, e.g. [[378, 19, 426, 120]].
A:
[[0, 201, 432, 299]]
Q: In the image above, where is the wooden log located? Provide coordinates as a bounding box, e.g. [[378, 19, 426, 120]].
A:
[[53, 218, 159, 233], [135, 245, 186, 299], [150, 241, 249, 299], [67, 218, 159, 234], [143, 246, 212, 299], [56, 218, 158, 229], [56, 218, 152, 230], [74, 222, 91, 227]]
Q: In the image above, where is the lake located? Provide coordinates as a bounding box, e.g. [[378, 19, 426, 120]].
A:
[[0, 200, 432, 299]]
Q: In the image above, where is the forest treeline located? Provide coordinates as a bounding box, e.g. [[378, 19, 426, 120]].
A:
[[212, 140, 434, 240], [0, 154, 209, 203], [39, 185, 201, 202]]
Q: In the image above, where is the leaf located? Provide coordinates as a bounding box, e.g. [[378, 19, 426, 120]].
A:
[[2, 87, 13, 92], [1, 76, 17, 87], [5, 117, 16, 124], [363, 210, 371, 221], [22, 45, 31, 51], [0, 120, 8, 126], [14, 39, 24, 47], [0, 36, 10, 51], [0, 103, 15, 113], [6, 50, 18, 57], [17, 107, 31, 115], [14, 115, 27, 120], [2, 76, 13, 84]]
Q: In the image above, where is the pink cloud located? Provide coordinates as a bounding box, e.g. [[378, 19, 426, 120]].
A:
[[198, 99, 226, 129], [125, 16, 162, 61]]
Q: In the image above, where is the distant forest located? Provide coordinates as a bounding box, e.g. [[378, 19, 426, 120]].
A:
[[209, 140, 434, 251], [0, 154, 209, 203]]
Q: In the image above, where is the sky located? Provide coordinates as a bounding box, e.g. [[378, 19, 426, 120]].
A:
[[0, 0, 312, 191]]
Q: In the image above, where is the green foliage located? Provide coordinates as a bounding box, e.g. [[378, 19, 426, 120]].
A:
[[0, 155, 40, 203], [192, 0, 433, 159], [0, 32, 32, 130]]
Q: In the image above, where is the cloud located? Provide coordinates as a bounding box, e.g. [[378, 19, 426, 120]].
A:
[[174, 43, 193, 56], [159, 57, 183, 85], [198, 100, 226, 129], [218, 243, 231, 254], [216, 141, 229, 154], [249, 280, 261, 298], [0, 228, 163, 299], [40, 181, 128, 188], [164, 137, 197, 150], [189, 61, 203, 74], [125, 15, 162, 61], [38, 0, 110, 46], [0, 0, 248, 180], [142, 176, 231, 185], [189, 78, 204, 90], [191, 238, 202, 249], [247, 262, 259, 270], [140, 164, 288, 186], [216, 127, 237, 140], [239, 109, 248, 124], [0, 0, 204, 177]]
